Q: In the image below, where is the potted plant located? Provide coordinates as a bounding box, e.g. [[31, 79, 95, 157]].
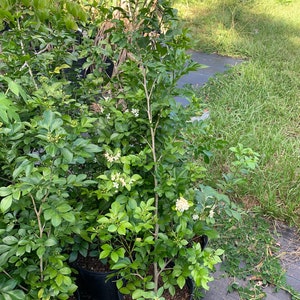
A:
[[70, 1, 242, 299], [0, 1, 105, 299], [0, 1, 243, 299]]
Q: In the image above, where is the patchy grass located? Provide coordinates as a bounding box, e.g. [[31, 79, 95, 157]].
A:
[[200, 212, 300, 299], [175, 0, 300, 225]]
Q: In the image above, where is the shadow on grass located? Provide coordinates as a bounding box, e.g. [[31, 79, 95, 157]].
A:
[[175, 0, 300, 224], [177, 0, 300, 61]]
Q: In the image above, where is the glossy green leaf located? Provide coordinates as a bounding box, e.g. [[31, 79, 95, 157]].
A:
[[44, 237, 57, 247], [177, 276, 185, 289], [51, 213, 62, 227], [2, 236, 18, 245], [0, 195, 13, 213]]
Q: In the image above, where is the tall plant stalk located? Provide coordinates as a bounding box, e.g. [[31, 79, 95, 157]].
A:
[[141, 64, 161, 294]]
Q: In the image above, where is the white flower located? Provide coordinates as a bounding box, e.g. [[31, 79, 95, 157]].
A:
[[131, 108, 139, 117], [111, 172, 120, 181], [114, 152, 121, 160], [106, 113, 111, 120], [104, 151, 121, 163], [175, 197, 190, 212], [104, 152, 114, 162], [113, 182, 119, 189], [192, 214, 199, 221], [120, 178, 126, 187], [209, 204, 216, 218]]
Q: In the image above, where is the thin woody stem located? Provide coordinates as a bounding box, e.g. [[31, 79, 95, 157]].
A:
[[17, 18, 38, 90], [141, 64, 160, 294], [29, 193, 44, 281]]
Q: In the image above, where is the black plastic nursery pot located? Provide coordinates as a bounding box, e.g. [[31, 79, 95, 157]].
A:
[[75, 266, 123, 300], [186, 276, 195, 300], [74, 267, 195, 300]]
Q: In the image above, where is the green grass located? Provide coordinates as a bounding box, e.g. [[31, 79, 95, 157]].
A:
[[203, 212, 300, 299], [174, 0, 300, 226]]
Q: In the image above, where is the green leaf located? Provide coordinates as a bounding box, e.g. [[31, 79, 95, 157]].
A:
[[84, 143, 102, 153], [132, 289, 144, 299], [4, 289, 25, 300], [99, 250, 111, 259], [39, 110, 55, 130], [172, 265, 182, 277], [37, 246, 46, 258], [108, 224, 117, 232], [0, 187, 11, 197], [0, 245, 11, 254], [61, 148, 73, 163], [51, 213, 62, 227], [0, 94, 19, 123], [12, 190, 21, 200], [56, 204, 72, 213], [116, 278, 123, 289], [215, 248, 225, 256], [59, 267, 71, 275], [12, 159, 32, 179], [55, 273, 64, 286], [0, 251, 12, 267], [117, 223, 127, 235], [8, 80, 20, 96], [128, 198, 137, 209], [44, 237, 57, 247], [111, 261, 129, 270], [111, 251, 119, 263], [0, 278, 25, 299], [44, 208, 55, 220], [0, 195, 13, 213], [64, 16, 78, 30], [145, 282, 155, 289], [2, 236, 18, 245], [62, 212, 76, 223], [177, 276, 185, 289], [53, 64, 70, 74]]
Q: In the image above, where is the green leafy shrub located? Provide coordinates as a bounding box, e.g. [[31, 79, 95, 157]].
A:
[[0, 0, 244, 299]]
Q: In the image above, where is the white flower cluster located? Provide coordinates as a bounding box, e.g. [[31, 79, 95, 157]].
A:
[[175, 197, 190, 212], [111, 172, 126, 189], [125, 108, 139, 117], [192, 214, 199, 221], [131, 108, 139, 117], [110, 173, 135, 190], [104, 151, 121, 163]]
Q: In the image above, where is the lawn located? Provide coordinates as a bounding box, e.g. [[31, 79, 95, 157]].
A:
[[174, 0, 300, 226]]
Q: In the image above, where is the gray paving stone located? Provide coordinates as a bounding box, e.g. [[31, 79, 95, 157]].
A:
[[176, 51, 243, 106], [265, 288, 291, 300]]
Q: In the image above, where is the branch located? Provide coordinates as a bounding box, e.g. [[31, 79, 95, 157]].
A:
[[2, 269, 29, 292], [141, 63, 160, 294], [29, 193, 44, 281], [17, 19, 38, 90]]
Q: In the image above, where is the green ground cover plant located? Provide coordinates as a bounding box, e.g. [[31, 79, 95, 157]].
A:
[[174, 0, 300, 226]]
